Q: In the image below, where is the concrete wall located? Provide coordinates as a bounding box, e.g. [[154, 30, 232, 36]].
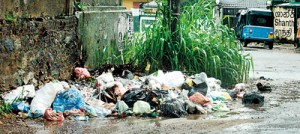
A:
[[77, 7, 131, 69], [0, 0, 130, 91], [0, 0, 74, 18], [83, 0, 121, 6], [0, 17, 80, 91]]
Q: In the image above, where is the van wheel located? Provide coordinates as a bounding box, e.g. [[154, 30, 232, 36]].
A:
[[266, 42, 273, 49], [243, 41, 249, 47]]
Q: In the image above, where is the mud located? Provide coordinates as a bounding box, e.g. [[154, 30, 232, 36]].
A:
[[1, 44, 300, 133]]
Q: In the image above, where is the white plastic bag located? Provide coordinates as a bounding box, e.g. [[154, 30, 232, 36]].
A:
[[2, 85, 35, 104], [30, 82, 64, 115], [96, 72, 114, 83], [133, 101, 151, 114], [163, 71, 185, 89]]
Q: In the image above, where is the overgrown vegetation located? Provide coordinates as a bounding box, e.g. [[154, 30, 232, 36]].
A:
[[123, 0, 253, 87], [4, 12, 17, 22], [75, 0, 85, 11]]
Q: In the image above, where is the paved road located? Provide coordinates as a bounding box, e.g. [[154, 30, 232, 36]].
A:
[[246, 44, 300, 81]]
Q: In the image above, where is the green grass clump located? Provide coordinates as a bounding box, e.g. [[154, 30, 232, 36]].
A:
[[123, 0, 253, 87], [0, 100, 13, 115]]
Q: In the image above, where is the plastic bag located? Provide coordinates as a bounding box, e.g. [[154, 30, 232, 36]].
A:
[[192, 72, 209, 95], [148, 89, 169, 107], [206, 78, 222, 92], [222, 92, 232, 101], [44, 108, 64, 121], [74, 67, 91, 79], [84, 105, 111, 117], [114, 101, 129, 114], [12, 101, 29, 113], [52, 87, 85, 112], [2, 85, 35, 104], [185, 100, 206, 114], [159, 99, 187, 118], [226, 89, 238, 99], [133, 101, 151, 114], [121, 70, 134, 80], [96, 72, 114, 83], [30, 82, 64, 117], [242, 92, 264, 106], [189, 92, 210, 106], [163, 71, 185, 89], [185, 100, 197, 114], [121, 88, 146, 107], [207, 91, 225, 101], [212, 102, 230, 112]]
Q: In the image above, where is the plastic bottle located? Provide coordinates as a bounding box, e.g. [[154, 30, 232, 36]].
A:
[[75, 116, 89, 121]]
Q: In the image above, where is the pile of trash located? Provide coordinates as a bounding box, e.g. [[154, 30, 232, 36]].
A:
[[0, 67, 266, 121]]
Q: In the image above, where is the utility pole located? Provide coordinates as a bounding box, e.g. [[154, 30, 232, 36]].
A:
[[168, 0, 180, 43]]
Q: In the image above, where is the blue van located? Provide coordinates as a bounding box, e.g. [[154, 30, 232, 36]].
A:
[[235, 8, 274, 49]]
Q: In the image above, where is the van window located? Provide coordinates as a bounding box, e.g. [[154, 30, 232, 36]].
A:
[[248, 14, 273, 27]]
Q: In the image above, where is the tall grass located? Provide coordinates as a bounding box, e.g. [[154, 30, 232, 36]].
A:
[[124, 0, 253, 87]]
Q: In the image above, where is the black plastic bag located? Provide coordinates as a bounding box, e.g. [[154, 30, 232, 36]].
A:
[[121, 88, 147, 107], [188, 82, 208, 97], [159, 99, 187, 118], [147, 90, 169, 107], [242, 92, 264, 106], [257, 82, 272, 92]]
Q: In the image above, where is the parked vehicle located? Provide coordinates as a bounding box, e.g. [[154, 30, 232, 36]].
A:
[[235, 8, 274, 49]]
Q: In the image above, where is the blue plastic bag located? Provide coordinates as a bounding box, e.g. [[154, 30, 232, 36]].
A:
[[52, 87, 85, 112], [12, 101, 29, 113]]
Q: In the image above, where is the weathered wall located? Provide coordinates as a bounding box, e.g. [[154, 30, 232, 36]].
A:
[[0, 0, 129, 91], [83, 0, 120, 6], [77, 8, 131, 68], [0, 0, 74, 18], [0, 17, 80, 91]]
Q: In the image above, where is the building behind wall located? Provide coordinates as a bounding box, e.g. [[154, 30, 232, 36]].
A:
[[215, 0, 268, 28]]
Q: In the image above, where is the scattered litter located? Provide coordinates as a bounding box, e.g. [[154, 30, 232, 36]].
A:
[[52, 87, 85, 113], [212, 102, 230, 112], [75, 116, 89, 121], [121, 70, 134, 80], [114, 101, 129, 114], [96, 71, 114, 83], [234, 83, 248, 91], [192, 73, 209, 95], [44, 108, 65, 121], [2, 68, 261, 121], [133, 101, 151, 114], [74, 67, 91, 79], [242, 92, 264, 106], [30, 82, 65, 117], [122, 88, 146, 107], [2, 85, 35, 104], [160, 99, 187, 118], [257, 82, 272, 92], [12, 101, 29, 113], [189, 92, 210, 106], [63, 108, 85, 117], [226, 89, 238, 99], [163, 71, 185, 89]]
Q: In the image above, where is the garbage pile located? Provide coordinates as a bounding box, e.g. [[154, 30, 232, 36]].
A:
[[0, 67, 262, 122]]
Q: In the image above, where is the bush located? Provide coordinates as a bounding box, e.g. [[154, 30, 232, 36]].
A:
[[124, 0, 252, 87]]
